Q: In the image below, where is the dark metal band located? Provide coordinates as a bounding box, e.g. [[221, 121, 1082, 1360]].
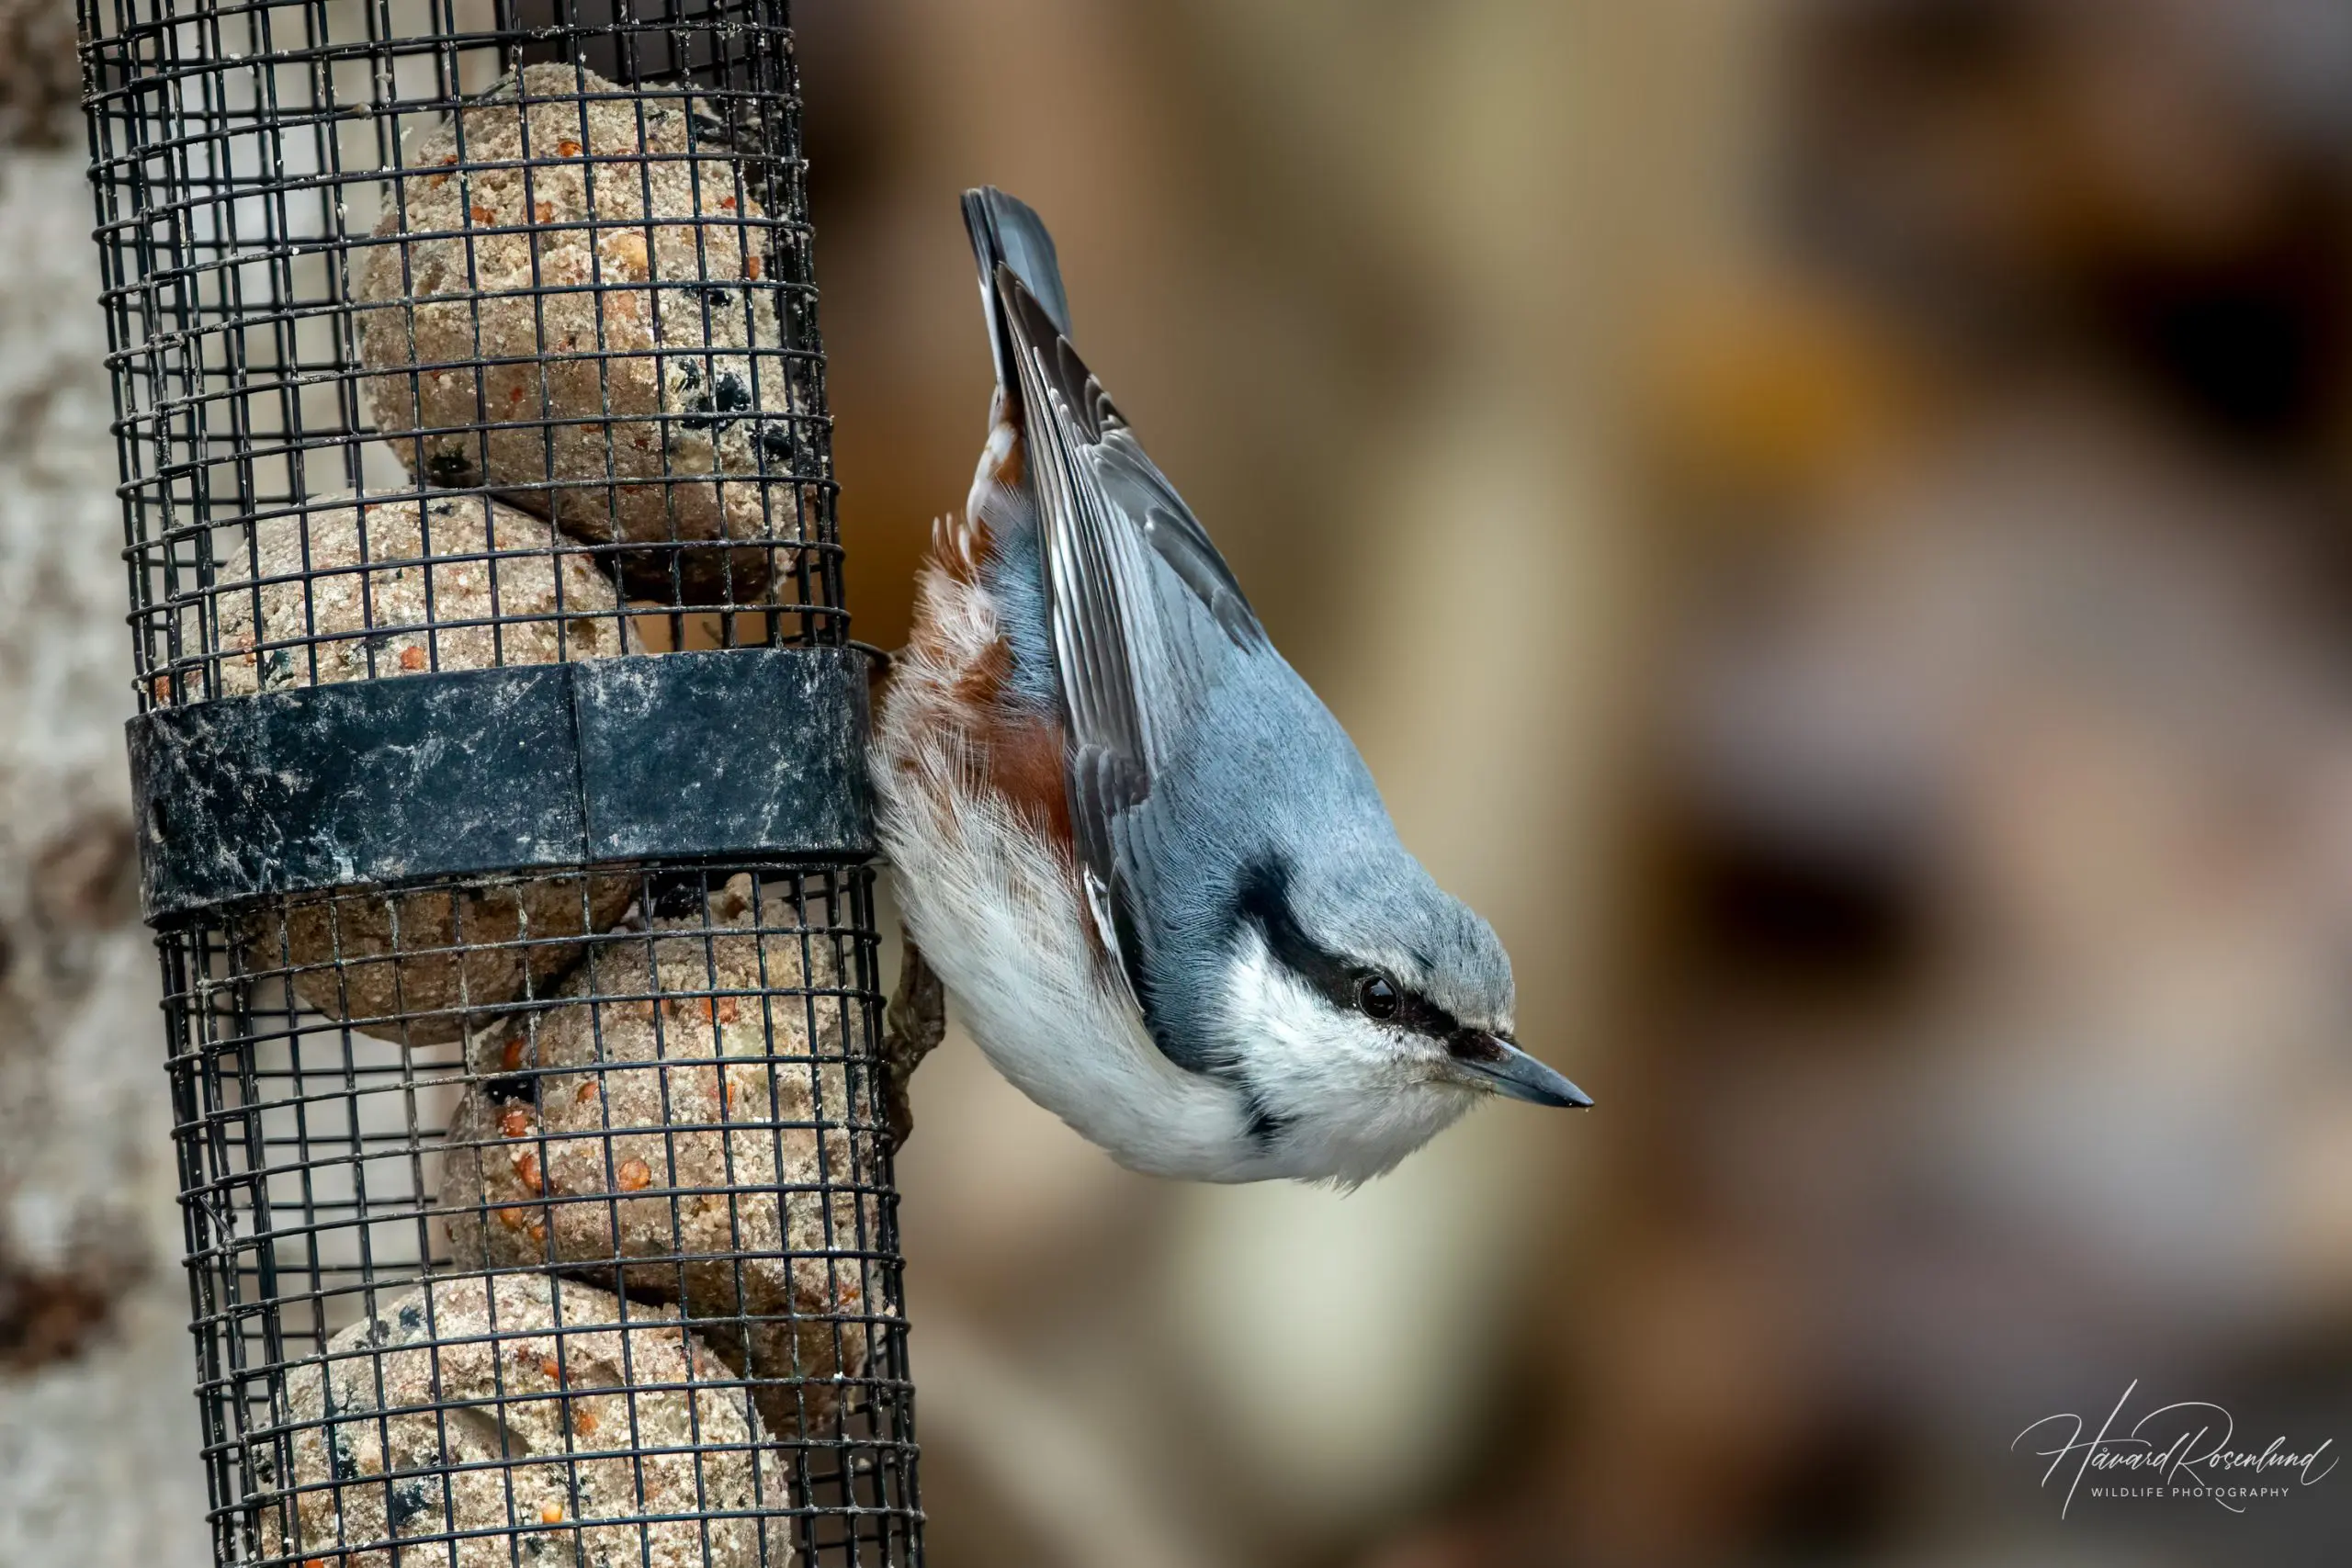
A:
[[128, 646, 874, 920]]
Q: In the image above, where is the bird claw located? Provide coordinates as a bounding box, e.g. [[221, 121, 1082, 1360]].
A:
[[880, 926, 945, 1153]]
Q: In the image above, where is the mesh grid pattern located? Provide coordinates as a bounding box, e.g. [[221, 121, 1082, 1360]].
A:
[[77, 1, 921, 1562], [87, 0, 840, 707], [169, 868, 917, 1567]]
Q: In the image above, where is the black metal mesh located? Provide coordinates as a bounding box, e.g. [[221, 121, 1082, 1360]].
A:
[[77, 1, 921, 1563], [90, 0, 836, 704]]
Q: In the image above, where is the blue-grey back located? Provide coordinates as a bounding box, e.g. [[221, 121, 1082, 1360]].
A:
[[964, 185, 1513, 1066]]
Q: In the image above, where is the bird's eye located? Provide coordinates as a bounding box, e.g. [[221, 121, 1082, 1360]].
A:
[[1355, 973, 1399, 1020]]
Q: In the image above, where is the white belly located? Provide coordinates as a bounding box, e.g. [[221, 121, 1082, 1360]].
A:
[[871, 566, 1258, 1180]]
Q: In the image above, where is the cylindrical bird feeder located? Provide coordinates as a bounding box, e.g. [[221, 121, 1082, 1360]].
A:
[[76, 1, 922, 1562]]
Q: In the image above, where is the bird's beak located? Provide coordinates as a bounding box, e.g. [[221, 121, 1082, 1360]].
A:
[[1451, 1032, 1593, 1109]]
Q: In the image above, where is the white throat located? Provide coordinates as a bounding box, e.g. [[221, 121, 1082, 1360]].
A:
[[1212, 928, 1481, 1185]]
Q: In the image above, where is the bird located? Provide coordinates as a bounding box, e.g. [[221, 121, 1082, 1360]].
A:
[[872, 187, 1590, 1184]]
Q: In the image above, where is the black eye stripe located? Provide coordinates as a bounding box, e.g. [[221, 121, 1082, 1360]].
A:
[[1234, 858, 1461, 1038], [1445, 1027, 1508, 1064], [1234, 859, 1352, 1008], [1388, 984, 1462, 1038]]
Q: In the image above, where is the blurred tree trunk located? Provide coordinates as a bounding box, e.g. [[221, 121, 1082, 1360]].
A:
[[0, 5, 210, 1562]]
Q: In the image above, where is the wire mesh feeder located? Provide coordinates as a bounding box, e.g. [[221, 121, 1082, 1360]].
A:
[[77, 0, 922, 1563]]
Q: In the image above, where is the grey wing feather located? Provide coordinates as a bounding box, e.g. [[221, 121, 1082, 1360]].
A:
[[964, 189, 1073, 411], [994, 271, 1267, 1009], [1089, 421, 1263, 651]]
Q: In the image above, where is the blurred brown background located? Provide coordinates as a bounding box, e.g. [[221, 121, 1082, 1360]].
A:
[[7, 0, 2352, 1564]]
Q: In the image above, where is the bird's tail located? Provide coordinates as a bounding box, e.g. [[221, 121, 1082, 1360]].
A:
[[963, 186, 1071, 394]]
